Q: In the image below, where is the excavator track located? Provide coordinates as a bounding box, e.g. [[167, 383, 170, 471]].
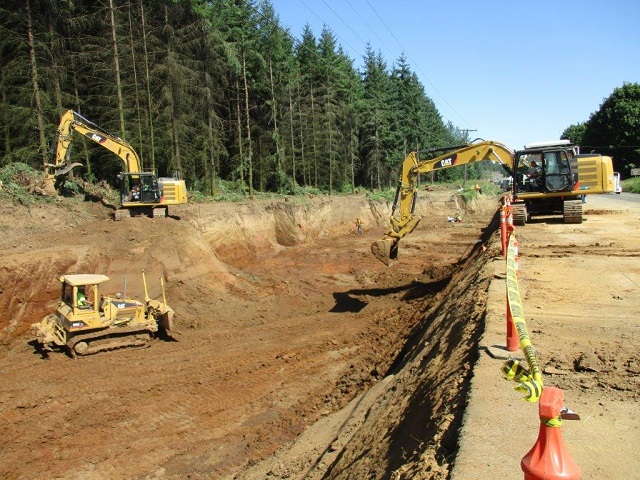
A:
[[114, 208, 131, 220], [512, 203, 528, 226], [563, 199, 583, 224], [153, 207, 168, 218], [67, 326, 154, 357]]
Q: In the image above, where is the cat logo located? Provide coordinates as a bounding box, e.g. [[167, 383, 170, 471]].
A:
[[88, 133, 106, 144], [436, 155, 456, 169]]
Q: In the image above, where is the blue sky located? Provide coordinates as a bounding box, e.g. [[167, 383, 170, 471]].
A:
[[269, 0, 639, 151]]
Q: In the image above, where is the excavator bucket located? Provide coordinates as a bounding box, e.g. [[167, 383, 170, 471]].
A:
[[370, 238, 399, 266], [55, 162, 83, 177]]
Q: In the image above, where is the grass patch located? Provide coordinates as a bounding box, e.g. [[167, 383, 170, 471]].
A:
[[621, 177, 640, 193]]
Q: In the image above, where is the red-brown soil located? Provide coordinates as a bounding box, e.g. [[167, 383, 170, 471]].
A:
[[0, 189, 638, 480]]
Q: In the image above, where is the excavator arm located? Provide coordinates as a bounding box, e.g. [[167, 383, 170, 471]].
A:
[[371, 139, 515, 265], [44, 109, 142, 181]]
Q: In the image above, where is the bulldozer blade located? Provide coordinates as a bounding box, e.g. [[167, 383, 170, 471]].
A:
[[146, 299, 176, 334], [157, 308, 175, 333], [370, 238, 399, 266]]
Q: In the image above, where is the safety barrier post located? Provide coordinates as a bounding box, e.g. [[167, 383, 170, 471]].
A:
[[506, 228, 519, 352], [521, 387, 580, 480], [500, 206, 507, 257], [506, 303, 519, 352], [513, 235, 519, 276]]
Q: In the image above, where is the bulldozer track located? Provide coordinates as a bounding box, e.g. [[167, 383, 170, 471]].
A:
[[67, 326, 155, 356]]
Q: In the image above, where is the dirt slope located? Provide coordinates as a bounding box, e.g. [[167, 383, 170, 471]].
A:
[[0, 190, 638, 480], [0, 188, 483, 479], [243, 193, 640, 480]]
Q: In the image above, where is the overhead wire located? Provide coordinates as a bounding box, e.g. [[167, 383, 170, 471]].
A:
[[294, 0, 360, 59], [344, 0, 396, 60], [259, 0, 471, 131], [319, 0, 368, 51], [361, 0, 472, 128]]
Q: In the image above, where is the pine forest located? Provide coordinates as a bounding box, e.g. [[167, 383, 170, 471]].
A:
[[0, 0, 477, 197]]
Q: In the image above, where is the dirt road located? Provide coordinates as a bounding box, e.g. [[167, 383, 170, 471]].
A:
[[0, 190, 638, 479], [452, 192, 640, 480]]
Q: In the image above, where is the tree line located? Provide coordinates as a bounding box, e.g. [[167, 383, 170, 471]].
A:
[[0, 0, 479, 197], [562, 82, 640, 178]]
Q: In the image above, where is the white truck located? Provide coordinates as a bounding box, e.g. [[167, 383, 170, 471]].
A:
[[613, 172, 622, 194]]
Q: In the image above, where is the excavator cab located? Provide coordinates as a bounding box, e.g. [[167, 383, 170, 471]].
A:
[[120, 172, 161, 205], [514, 142, 576, 195]]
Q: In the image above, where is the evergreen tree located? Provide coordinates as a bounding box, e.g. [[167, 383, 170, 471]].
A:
[[0, 0, 462, 195], [360, 44, 393, 190], [295, 24, 320, 188]]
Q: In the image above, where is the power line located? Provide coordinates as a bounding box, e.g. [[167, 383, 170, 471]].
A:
[[344, 0, 396, 61], [361, 0, 472, 129], [264, 0, 473, 132], [296, 0, 360, 59], [319, 0, 368, 49]]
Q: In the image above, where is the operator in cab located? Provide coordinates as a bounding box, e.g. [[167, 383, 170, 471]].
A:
[[528, 160, 541, 190]]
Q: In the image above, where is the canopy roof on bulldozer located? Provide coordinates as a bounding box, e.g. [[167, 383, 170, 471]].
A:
[[59, 274, 110, 286]]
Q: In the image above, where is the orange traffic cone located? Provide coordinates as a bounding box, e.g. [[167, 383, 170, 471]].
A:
[[521, 387, 580, 480]]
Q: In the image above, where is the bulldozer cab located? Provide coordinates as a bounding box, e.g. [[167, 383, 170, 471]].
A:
[[60, 274, 109, 316]]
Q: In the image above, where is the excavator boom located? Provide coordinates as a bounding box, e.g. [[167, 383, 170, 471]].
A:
[[45, 110, 142, 178], [371, 140, 514, 265]]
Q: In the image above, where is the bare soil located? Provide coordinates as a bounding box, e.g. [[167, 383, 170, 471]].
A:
[[0, 188, 638, 480]]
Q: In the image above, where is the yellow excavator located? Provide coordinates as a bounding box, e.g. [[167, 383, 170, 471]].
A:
[[371, 139, 615, 265], [31, 271, 174, 357], [43, 109, 187, 219]]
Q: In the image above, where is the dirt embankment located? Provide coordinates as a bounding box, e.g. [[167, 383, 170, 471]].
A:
[[1, 188, 494, 479], [3, 189, 635, 480]]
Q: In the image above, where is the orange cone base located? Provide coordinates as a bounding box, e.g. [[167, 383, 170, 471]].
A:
[[521, 388, 580, 480]]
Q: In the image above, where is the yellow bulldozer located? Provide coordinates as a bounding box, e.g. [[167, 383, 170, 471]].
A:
[[31, 271, 174, 357]]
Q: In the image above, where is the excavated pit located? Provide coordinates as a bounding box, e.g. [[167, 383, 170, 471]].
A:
[[0, 190, 501, 479]]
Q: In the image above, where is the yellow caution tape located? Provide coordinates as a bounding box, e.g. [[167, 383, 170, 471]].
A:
[[545, 416, 563, 428], [503, 233, 544, 402], [501, 358, 531, 382]]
